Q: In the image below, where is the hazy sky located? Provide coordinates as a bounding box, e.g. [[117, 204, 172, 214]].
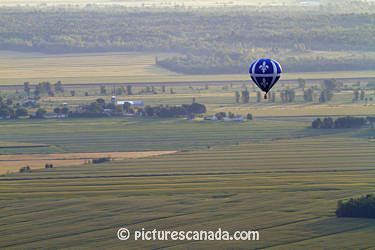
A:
[[0, 0, 308, 7], [0, 0, 373, 8]]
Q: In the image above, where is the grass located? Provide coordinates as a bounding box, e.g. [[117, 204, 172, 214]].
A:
[[0, 130, 375, 249], [0, 118, 324, 154], [1, 51, 375, 85]]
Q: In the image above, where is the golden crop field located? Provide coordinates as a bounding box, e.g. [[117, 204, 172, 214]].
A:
[[0, 151, 176, 175], [1, 51, 375, 85], [0, 51, 179, 85]]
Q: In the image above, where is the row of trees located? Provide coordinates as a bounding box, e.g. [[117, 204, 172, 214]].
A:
[[214, 112, 252, 121], [71, 98, 207, 118], [100, 85, 133, 96], [336, 194, 375, 218], [0, 96, 49, 119], [142, 103, 206, 118], [234, 89, 331, 104], [24, 81, 64, 98], [311, 116, 371, 129], [0, 97, 28, 119], [23, 81, 177, 98]]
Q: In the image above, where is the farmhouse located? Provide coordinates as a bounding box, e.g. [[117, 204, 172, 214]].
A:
[[111, 96, 144, 108]]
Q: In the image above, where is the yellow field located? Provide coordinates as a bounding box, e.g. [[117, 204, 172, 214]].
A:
[[0, 151, 176, 174], [0, 51, 179, 85], [0, 51, 375, 85], [215, 103, 375, 117]]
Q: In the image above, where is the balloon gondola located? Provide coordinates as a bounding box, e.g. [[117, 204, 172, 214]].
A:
[[249, 58, 282, 99]]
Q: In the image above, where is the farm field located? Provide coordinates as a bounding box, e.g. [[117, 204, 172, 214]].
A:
[[0, 118, 328, 155], [1, 51, 375, 85], [1, 51, 375, 249], [1, 128, 375, 249], [0, 151, 176, 175], [1, 2, 375, 248], [39, 90, 375, 117]]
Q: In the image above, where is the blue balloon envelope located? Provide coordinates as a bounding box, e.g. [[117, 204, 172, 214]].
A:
[[249, 58, 282, 99]]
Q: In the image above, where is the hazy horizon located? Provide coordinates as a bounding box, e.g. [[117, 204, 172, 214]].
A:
[[1, 0, 374, 8]]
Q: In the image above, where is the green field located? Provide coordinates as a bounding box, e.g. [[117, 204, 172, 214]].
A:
[[0, 118, 322, 154], [0, 117, 375, 249], [1, 51, 375, 85]]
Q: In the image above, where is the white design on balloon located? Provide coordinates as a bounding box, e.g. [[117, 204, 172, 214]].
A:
[[262, 78, 267, 87], [259, 61, 269, 73]]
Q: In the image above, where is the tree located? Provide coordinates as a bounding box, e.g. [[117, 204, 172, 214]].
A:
[[297, 78, 306, 90], [37, 82, 54, 96], [353, 89, 360, 102], [15, 108, 28, 118], [312, 118, 323, 128], [271, 92, 276, 103], [246, 113, 253, 120], [304, 89, 314, 102], [115, 87, 124, 96], [322, 79, 337, 91], [319, 90, 333, 103], [126, 85, 133, 95], [188, 103, 206, 114], [241, 90, 250, 103], [23, 82, 31, 97], [70, 90, 75, 96], [34, 85, 41, 99], [286, 89, 295, 103], [360, 89, 365, 101], [100, 86, 107, 95], [256, 91, 261, 103], [367, 116, 375, 129], [336, 194, 375, 218], [53, 107, 61, 114], [334, 116, 366, 129], [280, 91, 286, 103], [61, 107, 69, 114], [35, 108, 47, 118], [54, 81, 64, 93], [322, 117, 334, 128], [215, 112, 226, 120], [235, 91, 240, 103]]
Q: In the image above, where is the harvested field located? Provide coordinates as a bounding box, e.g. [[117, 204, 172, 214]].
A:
[[0, 151, 176, 175]]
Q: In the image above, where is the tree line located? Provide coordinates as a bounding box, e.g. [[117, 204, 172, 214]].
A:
[[336, 194, 375, 219], [72, 98, 207, 119], [311, 116, 373, 129]]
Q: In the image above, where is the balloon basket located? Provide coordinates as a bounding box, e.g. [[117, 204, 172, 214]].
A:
[[264, 94, 268, 99]]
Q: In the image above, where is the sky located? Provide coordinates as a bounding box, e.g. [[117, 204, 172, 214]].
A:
[[0, 0, 373, 8]]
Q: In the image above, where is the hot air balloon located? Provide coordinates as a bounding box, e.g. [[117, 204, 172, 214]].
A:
[[249, 58, 282, 99]]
